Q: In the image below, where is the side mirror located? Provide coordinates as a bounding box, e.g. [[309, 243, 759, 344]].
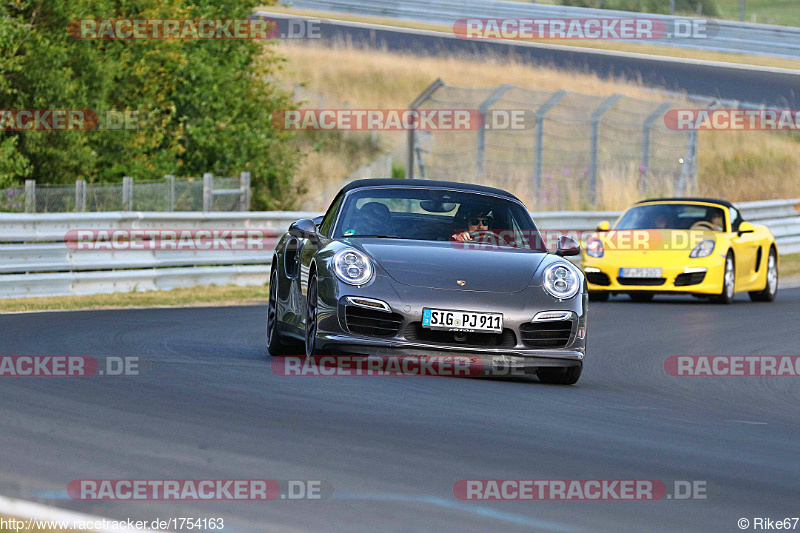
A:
[[556, 236, 581, 257], [738, 221, 755, 236], [596, 220, 610, 232], [288, 218, 317, 239], [312, 215, 324, 225]]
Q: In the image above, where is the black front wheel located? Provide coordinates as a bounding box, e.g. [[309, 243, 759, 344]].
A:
[[304, 275, 320, 357]]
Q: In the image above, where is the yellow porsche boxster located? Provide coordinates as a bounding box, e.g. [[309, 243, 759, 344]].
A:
[[582, 198, 779, 304]]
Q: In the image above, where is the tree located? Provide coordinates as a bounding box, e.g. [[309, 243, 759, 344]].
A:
[[0, 0, 303, 209]]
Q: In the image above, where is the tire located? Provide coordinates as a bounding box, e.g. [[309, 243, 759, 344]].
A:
[[588, 291, 609, 302], [629, 293, 654, 302], [749, 248, 778, 302], [711, 252, 735, 304], [304, 273, 321, 357], [537, 365, 582, 385], [267, 269, 290, 356]]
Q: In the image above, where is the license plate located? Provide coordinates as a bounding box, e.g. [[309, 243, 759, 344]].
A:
[[620, 267, 662, 278], [422, 308, 503, 333]]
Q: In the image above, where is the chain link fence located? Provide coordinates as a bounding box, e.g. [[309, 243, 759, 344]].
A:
[[407, 80, 701, 211], [0, 173, 251, 213]]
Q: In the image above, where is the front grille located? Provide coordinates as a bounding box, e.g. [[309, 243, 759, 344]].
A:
[[674, 272, 706, 286], [586, 272, 611, 286], [344, 306, 403, 337], [617, 277, 666, 286], [403, 323, 516, 347], [519, 320, 574, 348]]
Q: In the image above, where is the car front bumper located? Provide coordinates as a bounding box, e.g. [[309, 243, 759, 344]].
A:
[[315, 274, 587, 367], [582, 252, 726, 295]]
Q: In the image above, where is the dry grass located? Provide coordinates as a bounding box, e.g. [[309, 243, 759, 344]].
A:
[[0, 285, 267, 313], [273, 41, 800, 210], [260, 6, 800, 70]]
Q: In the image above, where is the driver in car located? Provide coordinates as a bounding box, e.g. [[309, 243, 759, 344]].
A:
[[691, 211, 725, 232], [451, 207, 495, 243]]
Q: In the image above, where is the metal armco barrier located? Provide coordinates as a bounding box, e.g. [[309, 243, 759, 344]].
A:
[[285, 0, 800, 59], [0, 200, 797, 299]]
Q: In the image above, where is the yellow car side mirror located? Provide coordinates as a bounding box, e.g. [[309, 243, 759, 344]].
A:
[[738, 221, 755, 235], [596, 221, 610, 232]]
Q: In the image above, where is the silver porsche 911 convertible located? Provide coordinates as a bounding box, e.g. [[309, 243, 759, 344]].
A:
[[267, 179, 587, 384]]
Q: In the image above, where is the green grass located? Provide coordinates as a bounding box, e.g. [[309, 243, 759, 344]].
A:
[[780, 252, 800, 279], [0, 285, 268, 313], [715, 0, 800, 26]]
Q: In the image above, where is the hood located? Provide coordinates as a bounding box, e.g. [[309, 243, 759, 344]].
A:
[[349, 239, 546, 292]]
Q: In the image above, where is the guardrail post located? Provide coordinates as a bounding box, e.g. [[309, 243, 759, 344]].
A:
[[240, 171, 251, 211], [75, 179, 86, 212], [406, 78, 445, 180], [24, 179, 36, 213], [476, 84, 513, 174], [164, 175, 175, 212], [641, 102, 673, 196], [203, 173, 213, 212], [534, 90, 567, 206], [122, 176, 133, 211], [588, 94, 623, 207]]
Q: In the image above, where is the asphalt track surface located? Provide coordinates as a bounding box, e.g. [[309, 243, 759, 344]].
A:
[[266, 13, 800, 107], [1, 288, 799, 532]]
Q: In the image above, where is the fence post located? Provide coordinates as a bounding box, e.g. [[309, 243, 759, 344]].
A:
[[385, 153, 393, 178], [534, 90, 568, 206], [24, 179, 36, 213], [122, 176, 133, 211], [165, 175, 175, 212], [406, 78, 445, 180], [476, 84, 513, 175], [240, 171, 251, 211], [640, 102, 673, 196], [75, 179, 86, 212], [588, 94, 623, 207], [203, 173, 213, 212]]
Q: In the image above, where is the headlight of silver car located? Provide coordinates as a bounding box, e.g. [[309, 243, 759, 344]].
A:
[[542, 262, 581, 300], [334, 249, 373, 285]]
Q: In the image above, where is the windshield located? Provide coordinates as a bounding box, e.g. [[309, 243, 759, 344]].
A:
[[616, 204, 727, 231], [333, 187, 547, 251]]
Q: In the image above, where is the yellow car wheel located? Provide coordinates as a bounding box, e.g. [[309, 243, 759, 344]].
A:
[[712, 252, 736, 305], [749, 248, 778, 302]]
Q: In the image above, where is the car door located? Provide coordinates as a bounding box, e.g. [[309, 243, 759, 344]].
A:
[[728, 207, 760, 290]]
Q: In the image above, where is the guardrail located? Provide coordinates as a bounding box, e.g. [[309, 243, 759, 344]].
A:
[[285, 0, 800, 59], [0, 199, 797, 299]]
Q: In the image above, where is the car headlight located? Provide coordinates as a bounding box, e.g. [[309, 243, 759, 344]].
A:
[[334, 249, 373, 285], [689, 239, 715, 258], [542, 262, 581, 300], [586, 237, 604, 258]]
